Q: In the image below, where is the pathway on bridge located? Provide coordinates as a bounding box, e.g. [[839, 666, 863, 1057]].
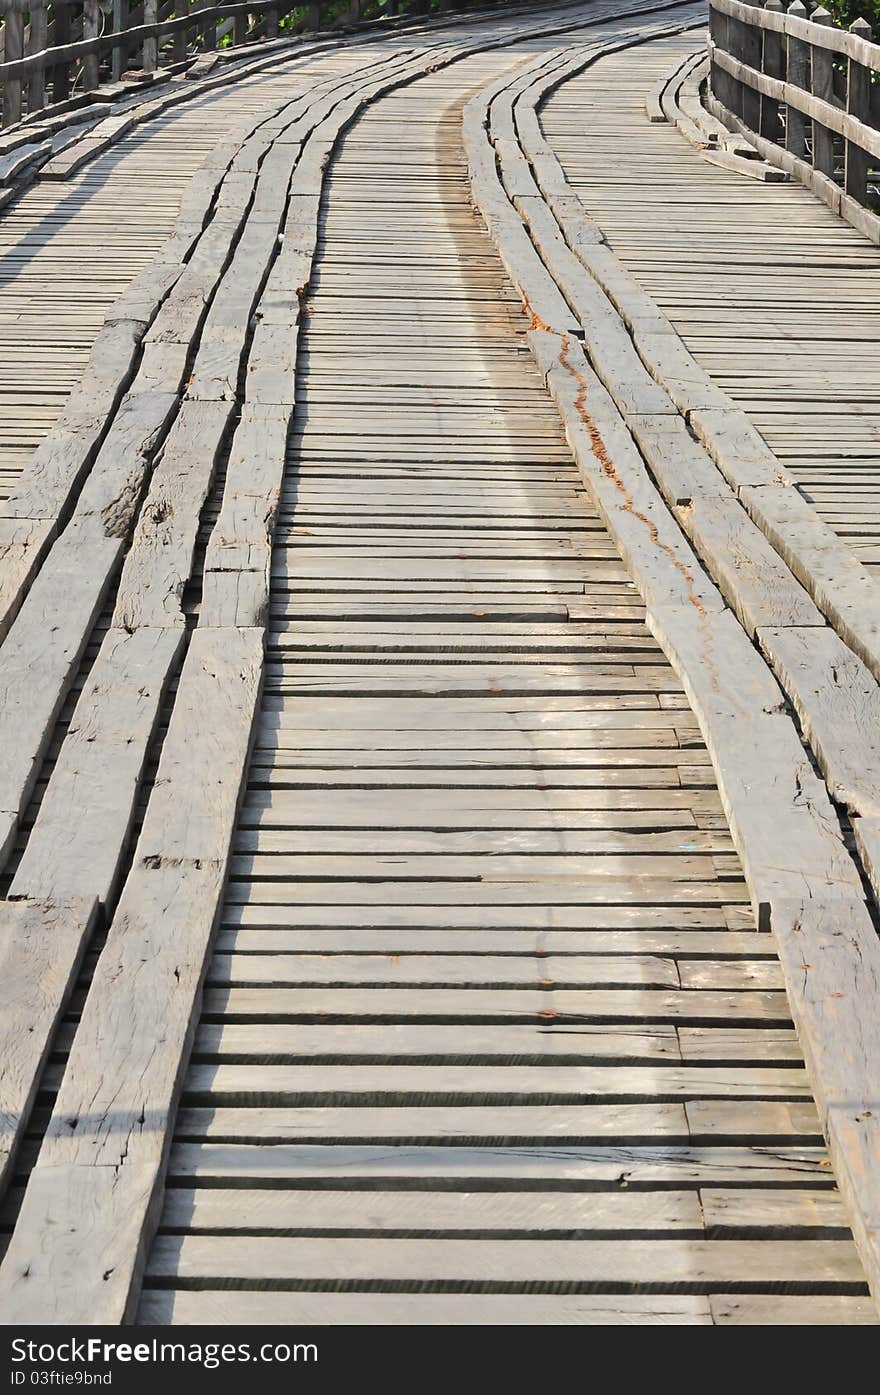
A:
[[541, 30, 880, 576], [0, 0, 878, 1329], [134, 41, 870, 1326], [0, 45, 373, 500]]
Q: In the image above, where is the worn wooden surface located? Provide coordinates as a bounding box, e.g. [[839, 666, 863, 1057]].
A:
[[541, 32, 880, 580], [0, 49, 372, 503], [0, 0, 878, 1329], [465, 8, 880, 1317], [127, 29, 871, 1323]]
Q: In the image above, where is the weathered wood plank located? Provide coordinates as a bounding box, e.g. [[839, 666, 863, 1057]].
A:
[[0, 628, 262, 1323], [0, 899, 98, 1200], [9, 627, 184, 908], [145, 1233, 864, 1286], [139, 1290, 714, 1324]]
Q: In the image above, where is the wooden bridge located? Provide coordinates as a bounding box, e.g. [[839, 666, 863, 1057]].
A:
[[1, 0, 880, 1328]]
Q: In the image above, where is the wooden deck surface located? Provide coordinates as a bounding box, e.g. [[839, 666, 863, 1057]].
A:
[[0, 47, 376, 501], [1, 0, 879, 1327], [541, 31, 880, 577], [137, 36, 870, 1325]]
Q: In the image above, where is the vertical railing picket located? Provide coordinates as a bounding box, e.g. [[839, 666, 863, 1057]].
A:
[[785, 1, 809, 160], [1, 0, 24, 126], [27, 4, 48, 113], [82, 0, 100, 90], [52, 1, 72, 102], [810, 7, 835, 180], [761, 0, 784, 141], [173, 2, 188, 63], [112, 0, 129, 81], [845, 17, 873, 205], [143, 0, 159, 71], [739, 3, 762, 131]]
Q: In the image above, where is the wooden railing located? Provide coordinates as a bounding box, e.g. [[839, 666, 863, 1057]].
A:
[[707, 0, 880, 235], [0, 0, 467, 128]]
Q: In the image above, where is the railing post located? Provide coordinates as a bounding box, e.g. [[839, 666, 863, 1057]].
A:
[[27, 4, 48, 113], [845, 17, 872, 205], [307, 2, 321, 29], [708, 1, 734, 114], [785, 0, 808, 160], [348, 0, 361, 22], [83, 0, 101, 90], [761, 0, 783, 140], [173, 2, 189, 63], [112, 0, 130, 81], [143, 0, 159, 71], [1, 0, 25, 127], [738, 3, 762, 131], [233, 6, 248, 45], [810, 7, 835, 180], [266, 3, 280, 39], [203, 0, 218, 52], [51, 1, 71, 102]]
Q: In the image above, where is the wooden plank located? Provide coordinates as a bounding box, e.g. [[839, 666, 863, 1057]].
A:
[[186, 1061, 808, 1097], [741, 484, 880, 685], [0, 628, 262, 1324], [188, 1023, 685, 1063], [206, 951, 684, 988], [139, 1290, 714, 1324], [9, 627, 183, 909], [165, 1142, 834, 1187], [0, 899, 98, 1200], [199, 986, 789, 1021], [145, 1234, 864, 1286], [700, 1187, 849, 1234], [0, 518, 123, 864], [756, 623, 880, 818], [113, 401, 234, 630], [159, 1185, 705, 1231]]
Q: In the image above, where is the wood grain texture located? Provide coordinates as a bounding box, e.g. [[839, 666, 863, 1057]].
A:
[[0, 628, 262, 1323], [0, 899, 98, 1199], [3, 0, 876, 1330], [464, 29, 880, 1313]]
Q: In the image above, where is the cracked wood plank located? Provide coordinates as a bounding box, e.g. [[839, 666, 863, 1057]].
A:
[[0, 898, 99, 1201], [0, 627, 262, 1324]]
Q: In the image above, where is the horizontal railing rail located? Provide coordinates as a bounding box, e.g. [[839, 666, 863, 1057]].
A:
[[0, 0, 480, 129], [707, 0, 880, 234]]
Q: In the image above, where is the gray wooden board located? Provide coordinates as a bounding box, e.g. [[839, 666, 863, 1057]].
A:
[[139, 1290, 714, 1324], [756, 623, 880, 818], [113, 401, 234, 630], [184, 1061, 807, 1097], [142, 1231, 862, 1285], [9, 627, 184, 908], [0, 628, 262, 1323], [0, 899, 99, 1200], [0, 518, 123, 857]]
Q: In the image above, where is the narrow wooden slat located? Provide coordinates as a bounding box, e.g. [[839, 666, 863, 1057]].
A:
[[0, 899, 99, 1199], [145, 1233, 864, 1287]]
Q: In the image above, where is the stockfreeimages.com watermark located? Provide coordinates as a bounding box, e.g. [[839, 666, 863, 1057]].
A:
[[10, 1338, 317, 1380]]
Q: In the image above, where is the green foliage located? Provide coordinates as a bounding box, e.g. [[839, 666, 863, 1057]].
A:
[[823, 0, 880, 33]]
